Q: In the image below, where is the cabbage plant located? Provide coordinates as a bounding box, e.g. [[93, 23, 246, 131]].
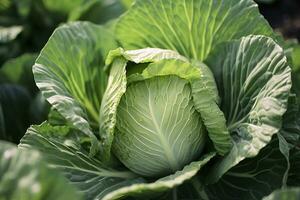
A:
[[17, 0, 299, 199]]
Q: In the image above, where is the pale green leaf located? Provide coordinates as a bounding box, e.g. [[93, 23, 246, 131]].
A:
[[105, 47, 187, 66], [114, 75, 206, 177], [99, 57, 127, 163], [19, 123, 142, 200], [134, 58, 232, 155], [107, 48, 232, 156], [100, 48, 190, 163], [116, 0, 274, 60], [205, 35, 291, 183], [0, 141, 82, 200], [103, 152, 215, 200], [33, 22, 118, 155]]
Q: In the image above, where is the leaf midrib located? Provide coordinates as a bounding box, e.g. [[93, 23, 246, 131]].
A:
[[147, 86, 180, 172]]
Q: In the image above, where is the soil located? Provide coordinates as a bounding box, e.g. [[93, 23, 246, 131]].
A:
[[258, 0, 300, 40]]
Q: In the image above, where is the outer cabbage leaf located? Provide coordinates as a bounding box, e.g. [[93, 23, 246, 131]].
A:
[[206, 94, 299, 200], [19, 123, 143, 200], [207, 136, 287, 200], [116, 0, 275, 60], [99, 57, 127, 163], [0, 141, 82, 200], [33, 22, 118, 155], [206, 136, 289, 200], [103, 152, 215, 200], [205, 35, 291, 183]]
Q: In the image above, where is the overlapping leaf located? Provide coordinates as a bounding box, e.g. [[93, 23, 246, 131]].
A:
[[33, 22, 118, 155], [206, 137, 288, 200], [19, 123, 143, 200], [0, 141, 82, 200], [103, 152, 215, 200], [116, 0, 275, 60], [102, 48, 231, 160], [205, 35, 291, 183]]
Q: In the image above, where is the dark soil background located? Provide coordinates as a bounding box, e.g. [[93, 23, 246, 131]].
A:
[[258, 0, 300, 40]]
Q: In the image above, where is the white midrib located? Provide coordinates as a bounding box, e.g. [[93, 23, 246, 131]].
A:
[[148, 89, 180, 172]]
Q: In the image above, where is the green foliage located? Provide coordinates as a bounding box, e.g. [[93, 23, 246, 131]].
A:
[[1, 0, 299, 199], [0, 141, 82, 200]]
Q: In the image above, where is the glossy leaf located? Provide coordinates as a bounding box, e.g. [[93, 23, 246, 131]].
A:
[[205, 35, 291, 183]]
